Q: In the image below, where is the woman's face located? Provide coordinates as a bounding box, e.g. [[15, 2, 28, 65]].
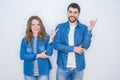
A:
[[31, 19, 40, 35]]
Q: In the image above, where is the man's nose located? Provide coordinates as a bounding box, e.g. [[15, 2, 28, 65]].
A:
[[71, 12, 75, 16]]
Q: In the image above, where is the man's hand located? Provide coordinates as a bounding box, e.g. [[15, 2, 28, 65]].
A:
[[74, 46, 86, 54], [88, 19, 97, 31]]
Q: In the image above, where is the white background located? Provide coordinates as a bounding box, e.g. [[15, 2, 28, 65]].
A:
[[0, 0, 120, 80]]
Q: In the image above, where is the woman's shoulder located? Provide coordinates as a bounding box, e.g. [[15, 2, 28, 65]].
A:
[[21, 37, 27, 43], [38, 34, 49, 41]]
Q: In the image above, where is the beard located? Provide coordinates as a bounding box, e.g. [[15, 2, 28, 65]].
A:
[[68, 16, 77, 23]]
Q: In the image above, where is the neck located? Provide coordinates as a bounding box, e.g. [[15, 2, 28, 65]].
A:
[[33, 33, 38, 38], [69, 21, 77, 26]]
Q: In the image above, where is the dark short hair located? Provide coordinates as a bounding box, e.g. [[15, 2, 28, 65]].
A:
[[67, 3, 80, 13]]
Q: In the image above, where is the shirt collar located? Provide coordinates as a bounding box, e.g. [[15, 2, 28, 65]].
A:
[[66, 20, 81, 28]]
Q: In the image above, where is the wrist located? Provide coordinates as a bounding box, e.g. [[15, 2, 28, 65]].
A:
[[36, 54, 41, 58], [36, 54, 38, 59], [49, 37, 53, 43]]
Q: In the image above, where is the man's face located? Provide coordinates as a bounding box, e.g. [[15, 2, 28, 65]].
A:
[[67, 7, 79, 23]]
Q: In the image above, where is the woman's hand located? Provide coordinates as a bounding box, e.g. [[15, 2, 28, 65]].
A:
[[49, 30, 56, 43], [36, 50, 49, 58]]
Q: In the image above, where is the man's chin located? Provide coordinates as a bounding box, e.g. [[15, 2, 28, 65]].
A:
[[69, 19, 77, 23], [68, 18, 77, 23]]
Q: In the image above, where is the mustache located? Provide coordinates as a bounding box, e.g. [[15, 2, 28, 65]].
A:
[[69, 16, 76, 18]]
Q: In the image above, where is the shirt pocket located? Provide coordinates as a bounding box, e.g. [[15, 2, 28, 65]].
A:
[[26, 46, 33, 53]]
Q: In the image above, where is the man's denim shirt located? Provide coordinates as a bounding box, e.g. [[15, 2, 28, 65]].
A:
[[54, 21, 92, 71]]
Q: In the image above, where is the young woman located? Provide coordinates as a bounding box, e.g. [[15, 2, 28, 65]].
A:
[[20, 16, 56, 80]]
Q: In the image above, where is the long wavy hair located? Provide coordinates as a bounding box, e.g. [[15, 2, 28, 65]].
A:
[[25, 16, 46, 44]]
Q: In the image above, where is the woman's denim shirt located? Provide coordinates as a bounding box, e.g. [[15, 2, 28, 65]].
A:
[[20, 34, 53, 76]]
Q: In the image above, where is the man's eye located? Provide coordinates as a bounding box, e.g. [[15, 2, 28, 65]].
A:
[[69, 11, 72, 13], [74, 11, 78, 14]]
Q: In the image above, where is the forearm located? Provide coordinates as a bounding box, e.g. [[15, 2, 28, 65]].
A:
[[82, 31, 92, 49], [45, 42, 53, 56], [20, 53, 36, 60], [54, 43, 74, 52]]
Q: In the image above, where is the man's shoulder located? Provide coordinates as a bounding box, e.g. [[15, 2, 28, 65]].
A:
[[56, 21, 68, 29], [58, 21, 67, 26], [78, 21, 87, 27], [78, 21, 87, 30]]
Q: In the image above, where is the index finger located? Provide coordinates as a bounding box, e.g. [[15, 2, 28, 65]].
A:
[[55, 29, 59, 32]]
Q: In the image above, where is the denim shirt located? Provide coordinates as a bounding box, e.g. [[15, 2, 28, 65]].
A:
[[20, 34, 53, 76], [54, 21, 92, 71]]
